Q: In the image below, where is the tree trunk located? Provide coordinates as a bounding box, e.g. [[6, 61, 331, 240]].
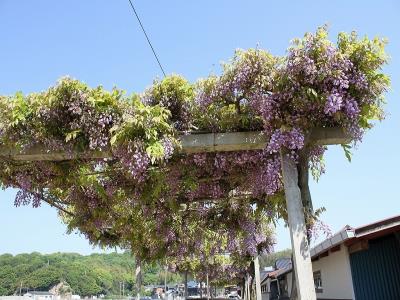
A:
[[298, 149, 313, 214], [298, 149, 314, 243]]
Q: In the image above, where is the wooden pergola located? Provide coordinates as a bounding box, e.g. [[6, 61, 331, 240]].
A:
[[0, 127, 350, 300]]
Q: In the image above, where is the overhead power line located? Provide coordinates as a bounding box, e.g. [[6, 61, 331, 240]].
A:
[[127, 0, 167, 77]]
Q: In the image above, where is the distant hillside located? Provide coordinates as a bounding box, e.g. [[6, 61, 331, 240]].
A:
[[0, 252, 181, 297]]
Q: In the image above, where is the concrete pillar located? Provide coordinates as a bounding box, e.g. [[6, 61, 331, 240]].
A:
[[281, 152, 316, 300], [254, 256, 262, 300], [164, 265, 168, 293], [135, 258, 142, 300], [206, 272, 210, 300], [184, 271, 188, 299], [244, 276, 248, 300]]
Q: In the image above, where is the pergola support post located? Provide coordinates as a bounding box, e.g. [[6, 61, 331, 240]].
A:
[[254, 255, 262, 300], [244, 275, 250, 300], [281, 152, 316, 300], [206, 272, 210, 300], [164, 265, 168, 294], [135, 258, 142, 300], [184, 271, 188, 299]]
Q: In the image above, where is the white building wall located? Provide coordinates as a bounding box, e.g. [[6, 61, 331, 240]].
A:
[[311, 245, 354, 300], [261, 278, 270, 300], [0, 297, 31, 300], [261, 291, 269, 300]]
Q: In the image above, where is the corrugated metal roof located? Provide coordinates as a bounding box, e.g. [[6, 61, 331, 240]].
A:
[[275, 258, 291, 270], [354, 215, 400, 237]]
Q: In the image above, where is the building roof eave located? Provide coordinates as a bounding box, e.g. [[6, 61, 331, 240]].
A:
[[310, 225, 355, 258]]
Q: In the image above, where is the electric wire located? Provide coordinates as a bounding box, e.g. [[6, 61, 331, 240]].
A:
[[127, 0, 167, 77]]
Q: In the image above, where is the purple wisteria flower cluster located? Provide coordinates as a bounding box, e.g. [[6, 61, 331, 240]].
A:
[[113, 139, 150, 182]]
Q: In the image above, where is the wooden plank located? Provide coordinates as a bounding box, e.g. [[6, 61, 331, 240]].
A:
[[0, 127, 351, 161], [309, 127, 352, 145], [180, 131, 267, 153], [0, 145, 110, 161]]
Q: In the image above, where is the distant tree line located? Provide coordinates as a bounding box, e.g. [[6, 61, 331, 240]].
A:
[[0, 252, 181, 297], [0, 249, 292, 296]]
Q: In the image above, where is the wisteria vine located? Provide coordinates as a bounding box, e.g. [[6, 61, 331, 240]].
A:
[[0, 27, 389, 281]]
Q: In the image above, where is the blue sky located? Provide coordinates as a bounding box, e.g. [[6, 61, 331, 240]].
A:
[[0, 0, 399, 255]]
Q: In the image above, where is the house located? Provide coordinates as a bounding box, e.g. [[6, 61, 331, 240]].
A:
[[49, 281, 74, 300], [24, 292, 54, 300], [261, 214, 400, 300], [260, 259, 293, 300]]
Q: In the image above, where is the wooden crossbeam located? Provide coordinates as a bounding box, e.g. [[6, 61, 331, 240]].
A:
[[0, 127, 350, 161]]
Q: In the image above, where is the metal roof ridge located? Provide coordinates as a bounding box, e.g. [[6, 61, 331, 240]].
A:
[[354, 214, 400, 235]]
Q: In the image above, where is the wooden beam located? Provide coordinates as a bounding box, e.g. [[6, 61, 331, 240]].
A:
[[308, 127, 351, 145], [330, 245, 341, 253], [0, 128, 350, 162], [180, 131, 267, 153], [0, 145, 110, 161], [319, 251, 329, 258]]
